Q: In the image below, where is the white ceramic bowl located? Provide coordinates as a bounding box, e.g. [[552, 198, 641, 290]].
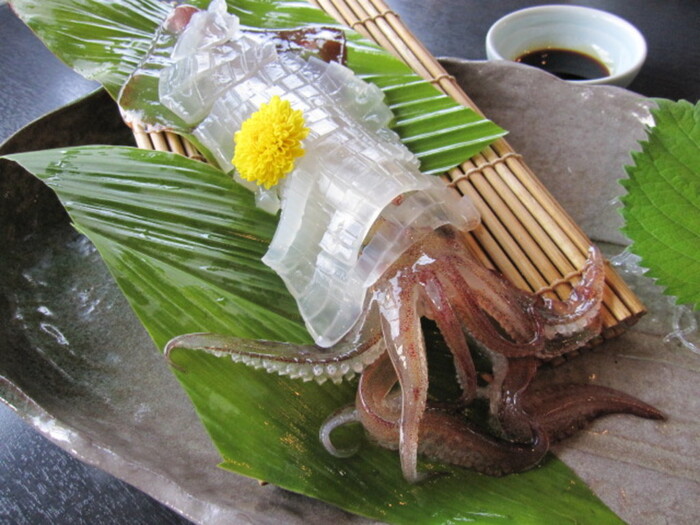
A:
[[485, 5, 646, 87]]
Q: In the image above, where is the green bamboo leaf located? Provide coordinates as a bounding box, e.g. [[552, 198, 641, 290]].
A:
[[9, 0, 171, 96], [621, 99, 700, 310], [4, 146, 622, 523], [11, 0, 505, 174], [5, 146, 308, 344]]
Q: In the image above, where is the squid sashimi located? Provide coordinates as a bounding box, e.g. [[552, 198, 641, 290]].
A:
[[161, 0, 662, 482]]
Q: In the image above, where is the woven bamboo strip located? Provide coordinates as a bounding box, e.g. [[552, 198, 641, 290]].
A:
[[326, 0, 572, 291], [452, 163, 551, 290], [311, 0, 644, 334], [341, 0, 574, 276], [312, 0, 561, 294]]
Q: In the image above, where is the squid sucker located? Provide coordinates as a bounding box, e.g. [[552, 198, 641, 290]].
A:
[[166, 226, 664, 482]]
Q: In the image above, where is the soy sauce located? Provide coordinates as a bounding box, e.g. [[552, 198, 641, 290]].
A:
[[515, 48, 610, 81]]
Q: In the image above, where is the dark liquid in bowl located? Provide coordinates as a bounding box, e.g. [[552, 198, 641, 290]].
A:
[[515, 48, 610, 81]]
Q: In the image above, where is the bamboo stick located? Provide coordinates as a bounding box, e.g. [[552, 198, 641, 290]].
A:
[[164, 131, 187, 156], [182, 137, 206, 161], [148, 131, 170, 152]]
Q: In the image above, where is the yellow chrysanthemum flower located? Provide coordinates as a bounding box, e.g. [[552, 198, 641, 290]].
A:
[[232, 96, 310, 189]]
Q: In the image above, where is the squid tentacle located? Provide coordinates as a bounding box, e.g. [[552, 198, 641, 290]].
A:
[[433, 227, 540, 344], [535, 247, 605, 354], [355, 351, 401, 445], [523, 383, 665, 442], [355, 352, 550, 477], [439, 273, 545, 358], [377, 275, 430, 483], [319, 405, 361, 458], [442, 239, 605, 361], [164, 320, 384, 384], [492, 356, 540, 442], [421, 274, 479, 403], [417, 408, 550, 477], [454, 259, 542, 344], [164, 226, 662, 482]]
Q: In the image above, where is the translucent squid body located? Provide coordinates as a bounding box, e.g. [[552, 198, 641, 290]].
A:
[[161, 1, 662, 482]]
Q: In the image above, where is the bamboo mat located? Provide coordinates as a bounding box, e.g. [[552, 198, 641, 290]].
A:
[[132, 0, 646, 351]]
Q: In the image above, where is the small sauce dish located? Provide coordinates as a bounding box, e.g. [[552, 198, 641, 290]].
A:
[[485, 5, 646, 87]]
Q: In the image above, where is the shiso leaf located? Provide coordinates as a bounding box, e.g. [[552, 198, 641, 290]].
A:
[[621, 99, 700, 310], [10, 0, 505, 175], [4, 145, 622, 524]]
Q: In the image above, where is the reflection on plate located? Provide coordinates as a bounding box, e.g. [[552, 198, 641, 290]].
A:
[[1, 60, 698, 525]]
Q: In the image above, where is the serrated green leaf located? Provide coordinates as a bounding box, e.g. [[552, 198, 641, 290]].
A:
[[4, 146, 622, 524], [621, 99, 700, 310]]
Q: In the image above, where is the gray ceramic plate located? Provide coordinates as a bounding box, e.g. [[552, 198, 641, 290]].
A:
[[1, 59, 698, 524]]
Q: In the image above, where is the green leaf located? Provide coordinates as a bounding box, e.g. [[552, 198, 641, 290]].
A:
[[5, 146, 308, 344], [11, 0, 504, 174], [621, 99, 700, 310], [8, 0, 172, 96], [4, 146, 622, 524]]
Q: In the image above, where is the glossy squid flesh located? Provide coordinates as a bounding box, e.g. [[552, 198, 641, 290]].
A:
[[165, 226, 663, 481]]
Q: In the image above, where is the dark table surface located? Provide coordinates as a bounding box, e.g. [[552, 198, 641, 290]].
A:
[[1, 1, 698, 523]]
